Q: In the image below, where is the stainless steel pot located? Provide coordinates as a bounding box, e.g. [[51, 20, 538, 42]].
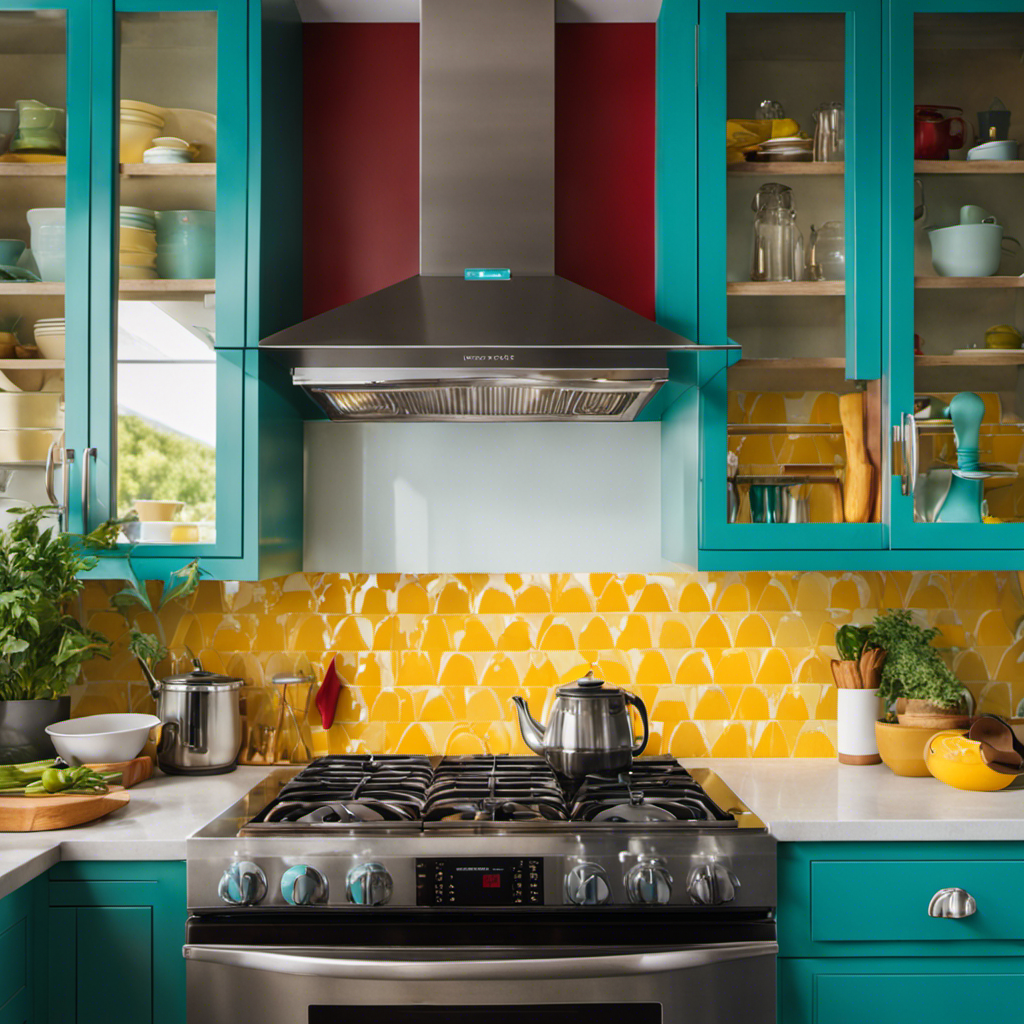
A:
[[511, 671, 649, 776], [139, 656, 242, 775]]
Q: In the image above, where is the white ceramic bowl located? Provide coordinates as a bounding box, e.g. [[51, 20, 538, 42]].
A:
[[33, 331, 64, 359], [46, 713, 161, 765], [967, 139, 1018, 161]]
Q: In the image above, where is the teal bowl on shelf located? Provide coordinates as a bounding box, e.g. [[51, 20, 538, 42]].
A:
[[154, 209, 215, 246], [156, 243, 215, 279], [0, 239, 26, 265]]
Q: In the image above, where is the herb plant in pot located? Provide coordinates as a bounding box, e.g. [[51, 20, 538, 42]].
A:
[[870, 609, 970, 776], [0, 508, 111, 760]]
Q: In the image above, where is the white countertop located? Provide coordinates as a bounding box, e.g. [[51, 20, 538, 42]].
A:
[[2, 759, 1023, 902], [0, 767, 273, 901], [693, 759, 1024, 842]]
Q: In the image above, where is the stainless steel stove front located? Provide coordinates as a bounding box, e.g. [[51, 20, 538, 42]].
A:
[[185, 940, 777, 1024]]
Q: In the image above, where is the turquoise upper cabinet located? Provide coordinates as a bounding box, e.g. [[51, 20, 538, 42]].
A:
[[0, 2, 93, 537], [81, 0, 304, 582], [660, 0, 886, 569], [887, 0, 1024, 561]]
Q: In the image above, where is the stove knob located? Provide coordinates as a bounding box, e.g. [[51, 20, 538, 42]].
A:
[[625, 859, 673, 905], [218, 861, 267, 906], [686, 862, 739, 906], [346, 862, 393, 906], [564, 863, 611, 905], [281, 865, 328, 906]]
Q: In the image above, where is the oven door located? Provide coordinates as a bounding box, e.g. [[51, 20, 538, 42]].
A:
[[184, 941, 776, 1024]]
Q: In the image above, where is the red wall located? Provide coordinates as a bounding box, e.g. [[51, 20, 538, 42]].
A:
[[302, 22, 655, 320]]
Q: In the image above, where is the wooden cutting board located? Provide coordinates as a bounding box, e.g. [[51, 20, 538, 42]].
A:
[[0, 785, 129, 832], [86, 756, 153, 789]]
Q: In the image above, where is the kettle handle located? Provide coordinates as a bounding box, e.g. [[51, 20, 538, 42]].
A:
[[625, 692, 649, 757]]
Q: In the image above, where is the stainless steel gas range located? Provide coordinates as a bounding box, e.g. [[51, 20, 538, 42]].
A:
[[185, 755, 777, 1024]]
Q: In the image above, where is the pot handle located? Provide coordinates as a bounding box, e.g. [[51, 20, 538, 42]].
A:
[[948, 116, 966, 149], [625, 691, 649, 756], [157, 720, 178, 754]]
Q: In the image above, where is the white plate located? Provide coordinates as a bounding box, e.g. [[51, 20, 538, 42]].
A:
[[951, 348, 1024, 358]]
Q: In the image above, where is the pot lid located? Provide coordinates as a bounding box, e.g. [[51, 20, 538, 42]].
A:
[[556, 670, 623, 698], [161, 669, 242, 688]]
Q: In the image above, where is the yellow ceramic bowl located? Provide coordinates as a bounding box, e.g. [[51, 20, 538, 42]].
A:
[[925, 730, 1015, 792], [875, 721, 949, 776]]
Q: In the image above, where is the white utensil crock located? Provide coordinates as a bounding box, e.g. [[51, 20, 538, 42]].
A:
[[837, 687, 882, 765]]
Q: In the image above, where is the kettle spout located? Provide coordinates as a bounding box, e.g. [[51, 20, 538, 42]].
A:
[[136, 657, 161, 702], [510, 696, 545, 754]]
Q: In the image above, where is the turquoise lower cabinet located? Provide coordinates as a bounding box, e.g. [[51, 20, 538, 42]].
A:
[[46, 862, 186, 1024], [778, 843, 1024, 1024], [0, 879, 44, 1024], [779, 957, 1024, 1024]]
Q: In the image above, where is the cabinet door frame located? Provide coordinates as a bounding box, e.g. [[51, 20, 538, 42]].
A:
[[887, 0, 1024, 555], [84, 0, 249, 563], [691, 0, 885, 556]]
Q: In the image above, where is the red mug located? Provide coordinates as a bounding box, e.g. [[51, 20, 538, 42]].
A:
[[915, 105, 966, 160]]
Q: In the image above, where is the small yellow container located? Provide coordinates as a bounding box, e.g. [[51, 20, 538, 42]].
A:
[[925, 730, 1015, 791]]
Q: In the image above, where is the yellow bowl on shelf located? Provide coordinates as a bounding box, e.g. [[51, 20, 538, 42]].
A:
[[926, 730, 1015, 791]]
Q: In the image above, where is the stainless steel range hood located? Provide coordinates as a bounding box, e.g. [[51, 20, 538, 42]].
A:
[[261, 0, 708, 422]]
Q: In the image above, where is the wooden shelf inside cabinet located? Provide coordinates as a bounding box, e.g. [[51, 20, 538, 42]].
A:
[[118, 279, 214, 299], [733, 357, 845, 371], [0, 359, 64, 370], [915, 277, 1024, 289], [0, 282, 63, 295], [120, 163, 216, 177], [0, 163, 66, 177], [916, 352, 1024, 366], [727, 423, 842, 436], [727, 281, 845, 296], [729, 161, 843, 175], [915, 160, 1024, 174]]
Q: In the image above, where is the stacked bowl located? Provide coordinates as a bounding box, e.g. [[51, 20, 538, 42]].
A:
[[120, 99, 165, 163], [26, 208, 65, 281], [33, 317, 65, 359], [155, 209, 215, 279], [119, 206, 157, 280]]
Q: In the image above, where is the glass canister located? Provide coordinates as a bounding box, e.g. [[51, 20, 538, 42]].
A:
[[812, 101, 845, 162], [750, 182, 803, 282], [807, 221, 845, 280]]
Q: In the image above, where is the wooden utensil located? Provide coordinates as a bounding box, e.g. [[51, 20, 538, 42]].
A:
[[85, 756, 153, 789], [0, 786, 129, 832], [839, 391, 876, 523]]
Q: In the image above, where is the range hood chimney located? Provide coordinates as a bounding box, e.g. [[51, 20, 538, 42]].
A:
[[261, 0, 708, 421]]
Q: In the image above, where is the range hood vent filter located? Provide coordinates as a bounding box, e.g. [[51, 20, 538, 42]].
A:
[[309, 379, 658, 421]]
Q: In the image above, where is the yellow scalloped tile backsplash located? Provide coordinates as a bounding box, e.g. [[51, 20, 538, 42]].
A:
[[74, 571, 1024, 759]]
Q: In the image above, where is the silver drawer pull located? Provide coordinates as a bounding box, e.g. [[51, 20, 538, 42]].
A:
[[928, 887, 977, 919]]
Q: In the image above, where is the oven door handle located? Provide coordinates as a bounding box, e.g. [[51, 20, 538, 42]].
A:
[[183, 942, 777, 980]]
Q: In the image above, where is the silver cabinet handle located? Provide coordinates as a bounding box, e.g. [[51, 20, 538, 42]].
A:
[[44, 438, 60, 506], [183, 941, 778, 981], [60, 447, 74, 531], [81, 448, 97, 532], [899, 412, 919, 497], [928, 887, 977, 919]]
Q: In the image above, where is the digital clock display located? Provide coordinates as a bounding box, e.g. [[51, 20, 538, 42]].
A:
[[416, 858, 544, 906]]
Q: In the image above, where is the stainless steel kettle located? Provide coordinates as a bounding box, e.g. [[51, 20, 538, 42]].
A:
[[511, 671, 649, 777], [138, 654, 242, 775]]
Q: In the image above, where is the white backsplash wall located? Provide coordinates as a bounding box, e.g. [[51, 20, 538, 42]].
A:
[[303, 421, 666, 572]]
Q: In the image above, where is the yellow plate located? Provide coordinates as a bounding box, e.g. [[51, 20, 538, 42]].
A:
[[926, 730, 1015, 791]]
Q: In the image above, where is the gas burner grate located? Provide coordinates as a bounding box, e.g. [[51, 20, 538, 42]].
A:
[[568, 759, 736, 824], [423, 755, 569, 822], [246, 755, 433, 827]]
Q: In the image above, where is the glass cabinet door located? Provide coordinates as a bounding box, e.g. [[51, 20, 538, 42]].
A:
[[890, 1, 1024, 553], [0, 2, 90, 536], [695, 0, 884, 555], [87, 0, 246, 558]]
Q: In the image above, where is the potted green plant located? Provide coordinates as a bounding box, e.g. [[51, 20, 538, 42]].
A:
[[870, 609, 969, 729], [830, 624, 887, 765], [0, 507, 113, 760]]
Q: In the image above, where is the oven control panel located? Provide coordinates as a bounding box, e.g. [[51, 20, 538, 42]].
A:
[[416, 858, 544, 906]]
